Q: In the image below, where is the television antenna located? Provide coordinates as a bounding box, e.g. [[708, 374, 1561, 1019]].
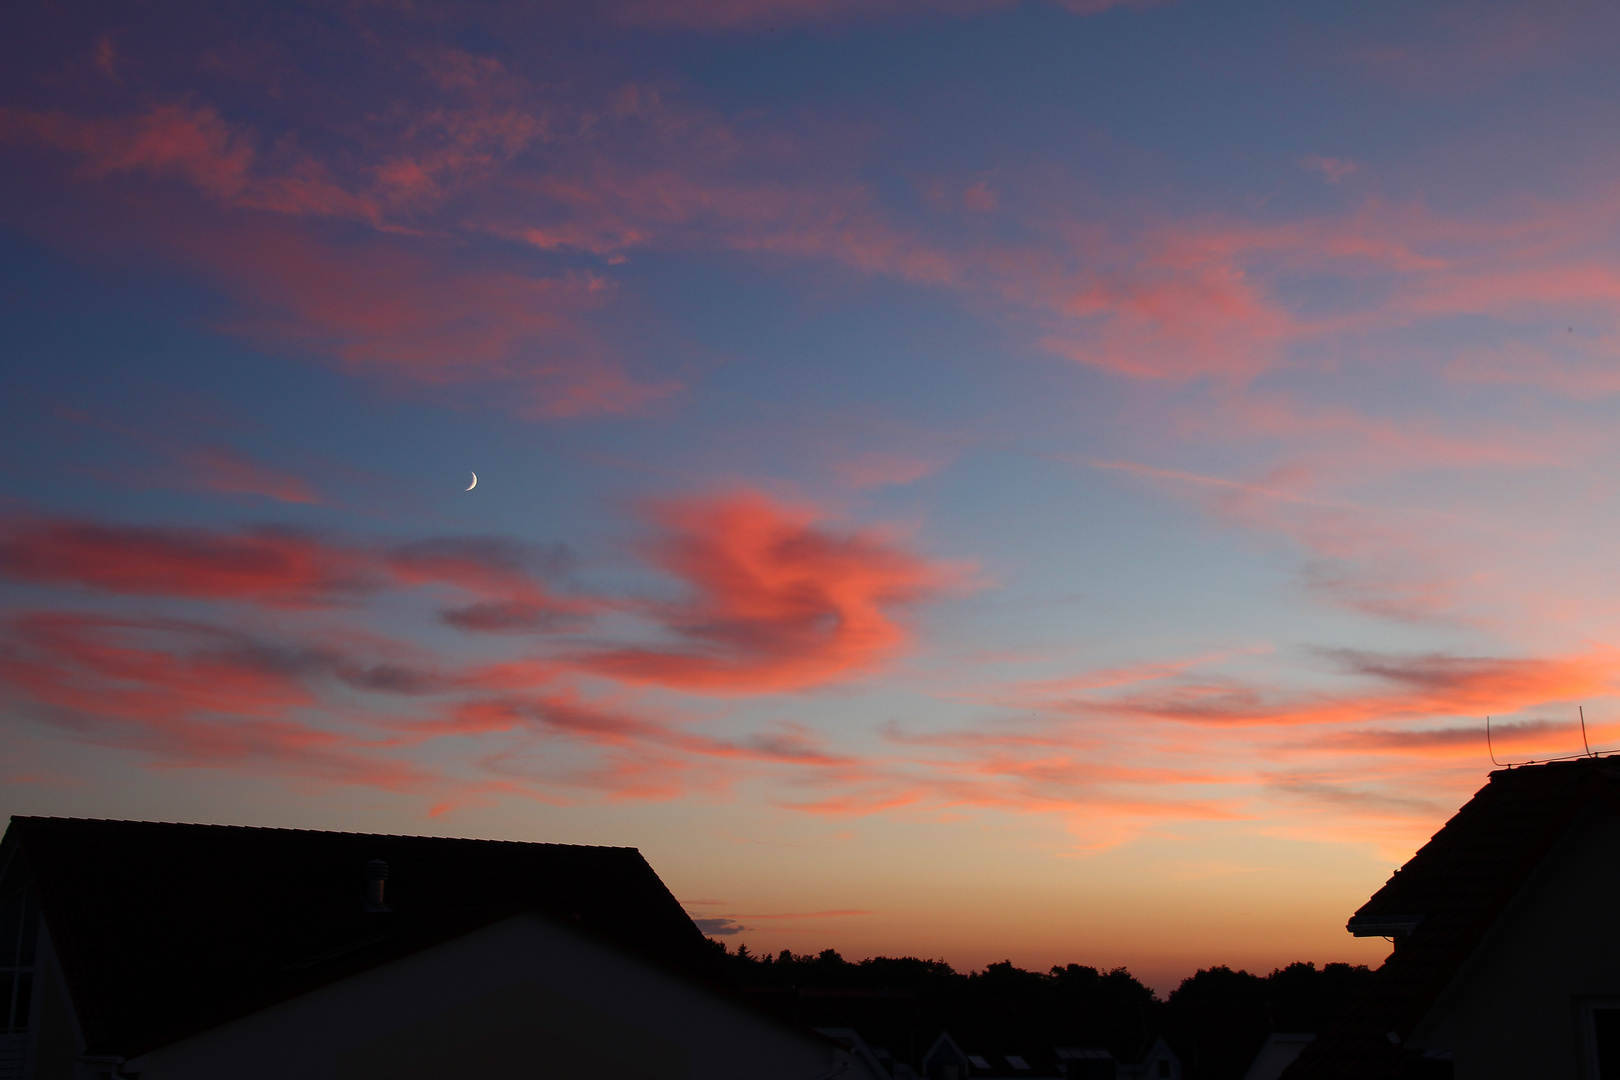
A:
[[1486, 707, 1611, 768]]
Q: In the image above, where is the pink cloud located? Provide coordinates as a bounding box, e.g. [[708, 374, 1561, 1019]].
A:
[[183, 223, 668, 418], [502, 135, 1350, 384], [0, 612, 441, 791], [1039, 245, 1299, 379], [962, 181, 999, 212], [1346, 5, 1584, 93], [971, 645, 1619, 768], [0, 93, 669, 417], [0, 505, 972, 712], [832, 451, 950, 490], [15, 46, 1570, 403], [13, 24, 1620, 416], [1313, 717, 1560, 758], [1299, 155, 1357, 183], [989, 652, 1261, 701], [0, 104, 380, 222], [582, 491, 968, 692], [0, 607, 757, 806], [0, 506, 969, 700], [7, 507, 1601, 843], [857, 642, 1620, 847], [14, 8, 1620, 849], [0, 600, 1260, 831], [1080, 376, 1586, 627], [602, 0, 1153, 31], [0, 520, 379, 607], [0, 518, 586, 628], [43, 411, 325, 506], [418, 689, 883, 803], [181, 444, 322, 504], [1080, 648, 1620, 728]]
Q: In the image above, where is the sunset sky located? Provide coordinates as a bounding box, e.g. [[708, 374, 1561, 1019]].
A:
[[6, 0, 1620, 992]]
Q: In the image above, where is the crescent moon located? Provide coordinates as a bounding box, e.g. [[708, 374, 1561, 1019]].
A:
[[466, 472, 477, 491]]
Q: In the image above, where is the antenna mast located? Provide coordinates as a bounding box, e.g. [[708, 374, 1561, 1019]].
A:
[[1486, 708, 1607, 767]]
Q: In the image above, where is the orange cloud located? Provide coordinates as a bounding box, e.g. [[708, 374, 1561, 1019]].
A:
[[818, 644, 1620, 849], [582, 491, 968, 692], [733, 909, 876, 919], [8, 507, 1607, 845], [0, 507, 965, 806], [1090, 648, 1619, 727], [1310, 717, 1561, 760], [420, 689, 882, 803]]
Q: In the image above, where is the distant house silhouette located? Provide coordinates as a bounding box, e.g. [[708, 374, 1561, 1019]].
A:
[[0, 817, 877, 1080], [1283, 756, 1620, 1078]]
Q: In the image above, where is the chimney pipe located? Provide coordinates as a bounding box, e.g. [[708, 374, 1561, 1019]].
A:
[[364, 859, 391, 912]]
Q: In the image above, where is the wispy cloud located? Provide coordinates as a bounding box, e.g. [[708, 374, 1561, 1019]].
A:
[[0, 499, 964, 806], [0, 517, 586, 628], [1299, 155, 1358, 183], [603, 0, 1153, 32], [180, 445, 322, 505]]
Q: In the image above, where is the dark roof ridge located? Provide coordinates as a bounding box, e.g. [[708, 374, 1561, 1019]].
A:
[[1354, 756, 1620, 916], [8, 815, 640, 852], [1, 817, 709, 1058], [1485, 747, 1620, 774]]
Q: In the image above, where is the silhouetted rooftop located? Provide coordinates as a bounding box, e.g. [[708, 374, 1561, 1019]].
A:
[[1284, 755, 1620, 1078], [0, 816, 716, 1058]]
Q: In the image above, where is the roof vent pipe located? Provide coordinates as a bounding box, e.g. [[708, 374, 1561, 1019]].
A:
[[364, 859, 391, 912]]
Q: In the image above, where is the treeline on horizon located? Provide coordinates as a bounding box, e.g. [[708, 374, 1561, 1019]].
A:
[[708, 941, 1374, 1032]]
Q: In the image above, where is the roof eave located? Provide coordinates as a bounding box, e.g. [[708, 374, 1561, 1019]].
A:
[[1345, 913, 1426, 938]]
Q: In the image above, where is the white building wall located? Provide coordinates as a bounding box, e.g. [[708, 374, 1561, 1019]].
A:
[[119, 913, 873, 1080], [23, 922, 81, 1080]]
